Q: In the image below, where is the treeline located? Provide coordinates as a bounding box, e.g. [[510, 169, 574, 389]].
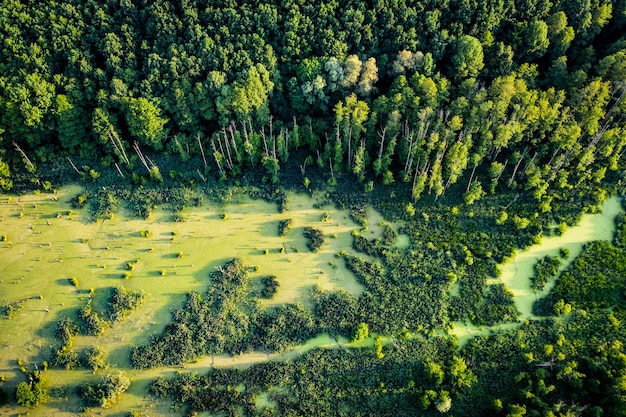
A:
[[0, 0, 625, 214]]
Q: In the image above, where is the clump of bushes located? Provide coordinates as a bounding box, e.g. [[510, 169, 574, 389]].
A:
[[532, 255, 561, 291], [108, 287, 145, 322], [278, 219, 293, 236], [475, 284, 519, 326], [83, 347, 107, 372], [78, 299, 108, 336], [72, 192, 88, 209], [80, 372, 130, 408], [2, 299, 25, 318], [55, 317, 79, 343], [260, 276, 279, 298], [304, 227, 324, 252], [15, 367, 48, 407]]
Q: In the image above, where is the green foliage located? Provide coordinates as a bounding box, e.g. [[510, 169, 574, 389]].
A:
[[451, 36, 484, 78], [0, 158, 12, 192], [303, 227, 324, 252], [15, 368, 47, 407], [260, 275, 279, 299], [82, 347, 107, 372], [1, 299, 25, 318], [278, 219, 292, 236], [131, 259, 253, 367], [81, 372, 130, 408], [55, 317, 79, 343], [1, 0, 626, 414], [374, 336, 385, 358], [532, 255, 561, 291], [352, 322, 369, 342], [108, 286, 145, 322], [540, 241, 626, 311], [125, 98, 168, 151], [475, 284, 520, 326]]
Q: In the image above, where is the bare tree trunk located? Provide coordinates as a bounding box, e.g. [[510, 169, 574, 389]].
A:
[[521, 152, 537, 177], [196, 133, 207, 167], [466, 164, 478, 193], [133, 142, 151, 173], [114, 163, 125, 178], [210, 139, 224, 175], [508, 147, 528, 186], [261, 127, 269, 157], [13, 142, 36, 172], [67, 157, 80, 174]]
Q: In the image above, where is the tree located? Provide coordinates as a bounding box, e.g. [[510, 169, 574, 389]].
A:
[[352, 322, 369, 342], [125, 97, 168, 151], [15, 370, 48, 407], [521, 20, 550, 60], [391, 50, 424, 75], [0, 157, 12, 192], [357, 57, 378, 96], [451, 36, 484, 78], [342, 54, 363, 88]]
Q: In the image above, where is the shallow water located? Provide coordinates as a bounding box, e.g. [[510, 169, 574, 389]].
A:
[[498, 196, 623, 320], [0, 187, 388, 416], [452, 196, 624, 345]]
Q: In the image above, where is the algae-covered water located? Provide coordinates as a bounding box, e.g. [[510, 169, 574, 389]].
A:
[[0, 187, 622, 415], [0, 186, 382, 416], [498, 196, 623, 320], [452, 196, 624, 346]]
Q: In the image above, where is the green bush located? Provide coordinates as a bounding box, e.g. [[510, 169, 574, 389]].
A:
[[80, 372, 130, 408]]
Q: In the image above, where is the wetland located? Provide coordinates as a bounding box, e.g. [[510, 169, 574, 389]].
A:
[[0, 184, 624, 416]]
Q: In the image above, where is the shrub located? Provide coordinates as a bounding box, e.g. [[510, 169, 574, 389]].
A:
[[304, 227, 324, 252], [260, 276, 279, 298], [352, 322, 369, 342], [82, 347, 107, 371], [81, 372, 130, 408], [278, 219, 293, 236], [15, 369, 48, 407], [108, 287, 145, 322]]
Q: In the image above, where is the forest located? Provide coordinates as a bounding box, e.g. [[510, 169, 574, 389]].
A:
[[1, 0, 626, 415]]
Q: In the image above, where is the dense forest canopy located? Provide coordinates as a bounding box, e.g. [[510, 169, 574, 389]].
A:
[[0, 0, 624, 208], [2, 0, 626, 416]]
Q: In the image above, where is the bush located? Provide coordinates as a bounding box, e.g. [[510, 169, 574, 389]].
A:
[[304, 227, 324, 252], [15, 369, 47, 407], [81, 372, 130, 408], [82, 347, 107, 371], [278, 219, 293, 236], [260, 276, 279, 298], [55, 317, 79, 342], [352, 322, 369, 342], [51, 345, 80, 369], [531, 255, 561, 291], [108, 287, 145, 321]]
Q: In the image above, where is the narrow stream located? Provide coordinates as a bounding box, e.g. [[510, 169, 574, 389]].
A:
[[452, 196, 624, 345]]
